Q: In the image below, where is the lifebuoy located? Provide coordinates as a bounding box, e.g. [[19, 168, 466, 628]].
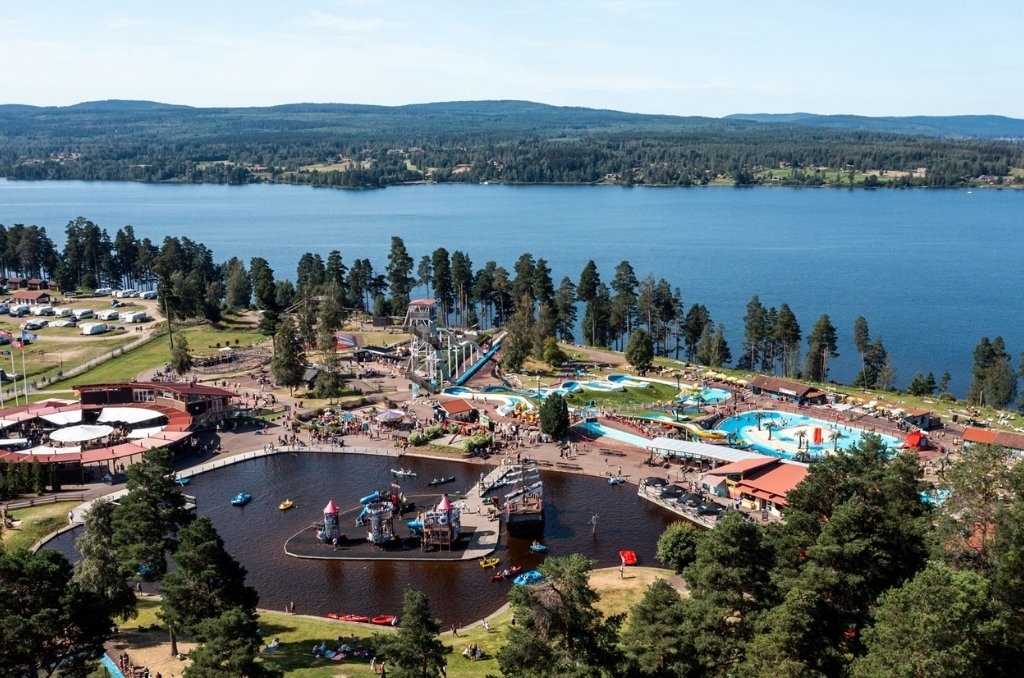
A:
[[438, 514, 448, 525]]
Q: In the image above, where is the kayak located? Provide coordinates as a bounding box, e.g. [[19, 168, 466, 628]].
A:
[[371, 615, 398, 626], [479, 556, 500, 568], [278, 499, 294, 511]]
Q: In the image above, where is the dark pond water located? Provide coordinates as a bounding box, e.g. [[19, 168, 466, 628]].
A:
[[45, 453, 678, 624]]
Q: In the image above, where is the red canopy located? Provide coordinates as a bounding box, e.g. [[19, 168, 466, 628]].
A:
[[323, 500, 339, 515]]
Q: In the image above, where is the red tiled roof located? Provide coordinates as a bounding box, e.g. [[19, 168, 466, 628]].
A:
[[733, 461, 809, 507], [706, 456, 779, 475], [962, 427, 998, 444], [441, 399, 473, 415]]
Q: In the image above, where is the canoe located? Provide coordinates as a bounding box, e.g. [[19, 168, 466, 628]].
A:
[[231, 492, 252, 506], [278, 499, 294, 511], [332, 613, 369, 623], [175, 477, 191, 486], [371, 615, 398, 626], [479, 556, 500, 568], [608, 476, 626, 485], [619, 549, 638, 566], [529, 542, 548, 553], [513, 569, 544, 586], [428, 476, 456, 486], [390, 468, 417, 477], [491, 565, 523, 582]]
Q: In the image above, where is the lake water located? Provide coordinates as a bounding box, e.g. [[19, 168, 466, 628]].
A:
[[2, 179, 1022, 395]]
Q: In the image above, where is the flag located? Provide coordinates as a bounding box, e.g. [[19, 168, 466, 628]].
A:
[[11, 340, 23, 349]]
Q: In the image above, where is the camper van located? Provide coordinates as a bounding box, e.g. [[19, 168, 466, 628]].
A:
[[140, 290, 158, 300], [30, 305, 55, 317], [94, 287, 113, 296], [53, 307, 74, 317], [9, 305, 29, 317], [119, 311, 148, 323], [97, 309, 120, 321], [73, 309, 95, 320], [80, 323, 109, 336]]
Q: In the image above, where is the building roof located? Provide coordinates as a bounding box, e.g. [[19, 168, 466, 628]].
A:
[[705, 456, 781, 475], [440, 399, 474, 415], [76, 382, 237, 398], [10, 290, 50, 301], [728, 460, 810, 507], [962, 426, 1024, 451], [645, 436, 767, 464], [748, 375, 819, 399]]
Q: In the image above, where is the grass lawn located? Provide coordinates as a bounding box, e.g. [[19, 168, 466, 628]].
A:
[[1, 500, 77, 551], [114, 567, 674, 677]]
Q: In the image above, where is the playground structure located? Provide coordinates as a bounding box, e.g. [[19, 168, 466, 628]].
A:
[[414, 494, 463, 551], [403, 299, 503, 394], [318, 500, 344, 544]]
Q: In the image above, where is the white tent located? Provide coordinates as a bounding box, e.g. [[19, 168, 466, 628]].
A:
[[41, 410, 83, 426], [0, 437, 29, 448], [127, 426, 165, 440], [26, 444, 82, 456], [97, 407, 164, 424], [49, 424, 115, 443]]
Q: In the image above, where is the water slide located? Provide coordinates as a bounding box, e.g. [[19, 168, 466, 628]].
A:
[[453, 332, 506, 386], [681, 423, 729, 440]]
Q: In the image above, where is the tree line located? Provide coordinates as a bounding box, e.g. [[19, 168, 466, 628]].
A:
[[2, 101, 1022, 189], [5, 218, 1021, 405]]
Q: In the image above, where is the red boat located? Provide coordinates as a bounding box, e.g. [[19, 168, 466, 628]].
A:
[[491, 565, 524, 582], [619, 549, 638, 566], [371, 615, 398, 626], [329, 613, 370, 623]]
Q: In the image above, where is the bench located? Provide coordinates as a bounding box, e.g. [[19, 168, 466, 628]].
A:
[[556, 462, 582, 470], [599, 448, 626, 457], [534, 459, 554, 467]]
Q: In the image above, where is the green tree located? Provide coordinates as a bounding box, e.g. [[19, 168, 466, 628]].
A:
[[159, 517, 259, 640], [538, 392, 570, 441], [112, 448, 191, 578], [223, 257, 252, 310], [184, 606, 282, 678], [500, 294, 535, 372], [497, 554, 622, 677], [803, 313, 838, 382], [271, 318, 306, 394], [624, 328, 654, 373], [577, 260, 600, 345], [0, 548, 114, 678], [372, 586, 448, 678], [386, 236, 414, 316], [620, 579, 692, 677], [774, 303, 802, 377], [249, 257, 277, 311], [741, 295, 768, 370], [73, 498, 137, 623], [430, 248, 453, 322], [682, 303, 711, 362], [655, 520, 704, 573], [853, 316, 870, 379], [907, 371, 937, 396], [851, 563, 1004, 678], [542, 336, 567, 368], [170, 334, 193, 378], [680, 511, 776, 674], [967, 336, 1017, 407]]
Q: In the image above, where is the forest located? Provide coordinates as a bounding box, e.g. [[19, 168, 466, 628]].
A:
[[1, 100, 1022, 188]]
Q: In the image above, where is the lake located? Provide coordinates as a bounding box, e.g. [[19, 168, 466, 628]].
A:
[[2, 179, 1022, 395]]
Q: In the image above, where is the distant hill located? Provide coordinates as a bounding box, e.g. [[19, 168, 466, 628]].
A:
[[1, 100, 1021, 189], [725, 112, 1024, 139]]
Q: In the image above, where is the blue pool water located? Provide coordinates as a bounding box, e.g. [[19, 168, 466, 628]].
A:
[[716, 410, 901, 458], [678, 386, 731, 405], [579, 421, 651, 448]]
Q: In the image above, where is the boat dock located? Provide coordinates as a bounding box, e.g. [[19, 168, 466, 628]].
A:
[[636, 484, 718, 530]]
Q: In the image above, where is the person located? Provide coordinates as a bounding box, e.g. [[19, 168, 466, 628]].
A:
[[67, 510, 74, 524], [510, 613, 516, 627], [450, 623, 458, 637], [619, 563, 624, 578], [482, 619, 490, 632], [370, 656, 376, 673], [379, 661, 387, 678]]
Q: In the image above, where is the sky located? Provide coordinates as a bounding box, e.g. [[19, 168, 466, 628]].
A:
[[3, 0, 1023, 118]]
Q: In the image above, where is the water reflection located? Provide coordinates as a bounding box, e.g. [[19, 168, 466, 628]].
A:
[[45, 453, 678, 624]]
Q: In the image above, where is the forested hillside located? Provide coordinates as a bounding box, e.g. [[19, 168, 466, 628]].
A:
[[1, 100, 1021, 188]]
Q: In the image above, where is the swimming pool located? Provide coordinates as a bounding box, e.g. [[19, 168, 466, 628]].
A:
[[677, 386, 731, 406], [578, 421, 652, 448], [716, 410, 901, 458]]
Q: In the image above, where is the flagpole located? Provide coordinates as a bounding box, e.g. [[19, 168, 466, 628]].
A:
[[21, 345, 28, 402], [9, 348, 18, 407]]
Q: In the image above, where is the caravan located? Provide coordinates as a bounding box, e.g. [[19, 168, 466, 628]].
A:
[[119, 311, 148, 323], [80, 323, 109, 336]]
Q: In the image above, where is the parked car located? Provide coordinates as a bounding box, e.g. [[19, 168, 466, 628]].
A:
[[21, 319, 48, 330]]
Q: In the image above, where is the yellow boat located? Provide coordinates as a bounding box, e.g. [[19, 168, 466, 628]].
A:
[[479, 557, 500, 568], [278, 499, 295, 511]]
